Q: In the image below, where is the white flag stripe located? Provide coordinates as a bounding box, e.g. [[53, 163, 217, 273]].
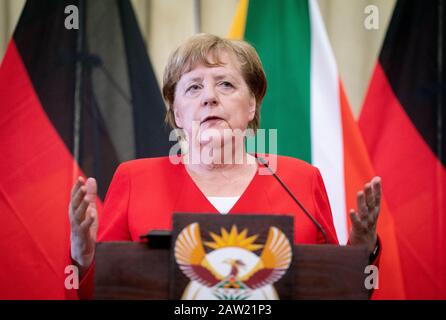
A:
[[309, 0, 348, 244]]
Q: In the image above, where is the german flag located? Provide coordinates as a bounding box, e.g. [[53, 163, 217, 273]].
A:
[[0, 0, 172, 299], [360, 0, 446, 299]]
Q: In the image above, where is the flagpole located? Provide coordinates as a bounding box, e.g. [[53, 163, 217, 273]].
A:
[[72, 0, 85, 183]]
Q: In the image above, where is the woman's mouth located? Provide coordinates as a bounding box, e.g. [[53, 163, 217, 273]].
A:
[[200, 116, 225, 125]]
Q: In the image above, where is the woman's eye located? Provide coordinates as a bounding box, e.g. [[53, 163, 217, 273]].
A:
[[186, 84, 201, 92], [219, 81, 234, 88]]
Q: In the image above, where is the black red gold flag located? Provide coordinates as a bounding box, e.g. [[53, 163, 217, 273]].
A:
[[0, 0, 172, 299], [360, 0, 446, 299]]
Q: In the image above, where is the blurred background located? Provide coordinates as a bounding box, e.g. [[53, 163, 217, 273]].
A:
[[0, 0, 396, 116]]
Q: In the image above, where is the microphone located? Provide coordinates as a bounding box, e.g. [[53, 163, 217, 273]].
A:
[[254, 154, 329, 244], [140, 230, 171, 249]]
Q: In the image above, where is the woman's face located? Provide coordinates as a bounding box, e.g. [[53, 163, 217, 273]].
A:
[[173, 51, 256, 146]]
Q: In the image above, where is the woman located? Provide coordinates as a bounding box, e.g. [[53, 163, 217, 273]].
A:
[[69, 34, 381, 297]]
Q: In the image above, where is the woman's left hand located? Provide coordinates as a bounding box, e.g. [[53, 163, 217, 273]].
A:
[[349, 176, 382, 254]]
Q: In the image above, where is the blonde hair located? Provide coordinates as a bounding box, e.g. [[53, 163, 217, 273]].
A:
[[162, 33, 267, 132]]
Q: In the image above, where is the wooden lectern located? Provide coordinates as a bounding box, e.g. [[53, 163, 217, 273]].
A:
[[93, 242, 372, 300], [93, 213, 372, 300]]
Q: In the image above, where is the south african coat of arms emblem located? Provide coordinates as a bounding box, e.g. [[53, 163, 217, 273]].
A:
[[174, 222, 292, 300]]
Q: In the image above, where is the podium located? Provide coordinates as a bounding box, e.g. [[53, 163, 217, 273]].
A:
[[93, 242, 371, 299], [93, 213, 372, 300]]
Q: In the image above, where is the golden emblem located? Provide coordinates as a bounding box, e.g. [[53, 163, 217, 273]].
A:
[[174, 223, 292, 300]]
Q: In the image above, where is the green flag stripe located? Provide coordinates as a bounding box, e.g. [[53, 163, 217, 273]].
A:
[[244, 0, 311, 162]]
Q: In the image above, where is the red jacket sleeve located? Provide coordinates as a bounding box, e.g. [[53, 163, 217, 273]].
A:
[[312, 167, 381, 264], [312, 166, 381, 299], [312, 168, 340, 245], [98, 163, 132, 241], [78, 163, 132, 299]]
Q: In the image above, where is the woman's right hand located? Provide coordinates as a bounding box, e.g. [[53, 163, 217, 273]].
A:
[[69, 177, 98, 274]]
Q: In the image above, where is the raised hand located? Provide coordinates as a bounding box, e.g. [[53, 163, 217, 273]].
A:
[[349, 177, 381, 254], [69, 177, 98, 274]]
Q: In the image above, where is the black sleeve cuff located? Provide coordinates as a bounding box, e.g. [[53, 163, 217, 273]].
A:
[[369, 239, 380, 263]]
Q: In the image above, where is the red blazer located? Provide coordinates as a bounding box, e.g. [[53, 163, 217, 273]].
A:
[[79, 154, 357, 298], [97, 155, 339, 245]]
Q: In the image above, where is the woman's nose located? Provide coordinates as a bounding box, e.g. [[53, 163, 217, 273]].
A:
[[202, 97, 218, 107], [201, 86, 218, 107]]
